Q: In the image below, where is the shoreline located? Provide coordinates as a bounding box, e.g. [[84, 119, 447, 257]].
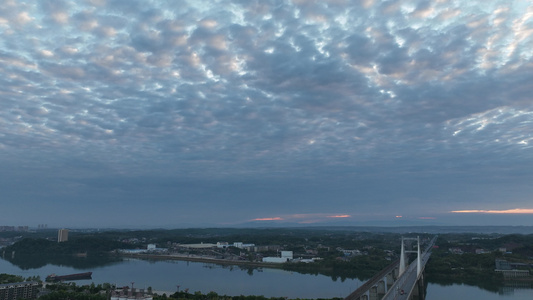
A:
[[118, 253, 285, 269]]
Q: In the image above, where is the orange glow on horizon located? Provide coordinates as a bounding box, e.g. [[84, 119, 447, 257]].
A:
[[395, 215, 402, 218], [328, 214, 351, 218], [451, 208, 533, 214], [251, 213, 352, 223], [252, 217, 283, 221]]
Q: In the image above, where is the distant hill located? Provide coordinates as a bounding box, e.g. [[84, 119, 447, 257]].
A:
[[234, 223, 533, 234]]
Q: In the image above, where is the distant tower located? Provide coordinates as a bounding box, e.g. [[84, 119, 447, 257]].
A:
[[58, 228, 69, 242]]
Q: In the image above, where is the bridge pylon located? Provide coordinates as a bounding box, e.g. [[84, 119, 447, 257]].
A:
[[346, 235, 436, 300], [399, 236, 421, 277]]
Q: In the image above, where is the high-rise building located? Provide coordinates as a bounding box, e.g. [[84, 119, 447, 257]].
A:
[[0, 281, 39, 300], [58, 228, 69, 242]]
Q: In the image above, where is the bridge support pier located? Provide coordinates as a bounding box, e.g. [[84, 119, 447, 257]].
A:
[[377, 280, 386, 299], [409, 271, 427, 300], [344, 259, 400, 300], [385, 272, 394, 291], [369, 286, 378, 300]]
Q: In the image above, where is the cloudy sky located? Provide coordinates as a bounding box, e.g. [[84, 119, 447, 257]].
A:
[[1, 0, 533, 228]]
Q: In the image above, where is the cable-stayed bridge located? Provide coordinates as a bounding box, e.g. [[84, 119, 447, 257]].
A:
[[344, 236, 437, 300]]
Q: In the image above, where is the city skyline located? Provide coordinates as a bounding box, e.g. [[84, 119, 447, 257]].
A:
[[1, 0, 533, 228]]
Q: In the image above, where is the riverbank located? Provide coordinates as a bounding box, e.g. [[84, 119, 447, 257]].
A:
[[118, 253, 285, 269], [0, 255, 361, 299]]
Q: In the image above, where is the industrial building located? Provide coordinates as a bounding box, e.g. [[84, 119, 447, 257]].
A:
[[216, 242, 255, 249], [262, 251, 293, 263], [495, 259, 532, 278]]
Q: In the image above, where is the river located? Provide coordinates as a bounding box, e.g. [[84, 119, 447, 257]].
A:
[[0, 257, 531, 299]]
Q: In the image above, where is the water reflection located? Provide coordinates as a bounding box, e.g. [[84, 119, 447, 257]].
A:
[[201, 263, 263, 276], [1, 254, 531, 299], [428, 274, 505, 293], [427, 282, 533, 300], [2, 253, 123, 270], [499, 281, 533, 295], [427, 276, 533, 300], [0, 256, 361, 298]]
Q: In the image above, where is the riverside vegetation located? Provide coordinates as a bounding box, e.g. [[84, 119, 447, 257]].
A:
[[1, 227, 533, 295], [39, 282, 344, 300], [425, 234, 533, 292]]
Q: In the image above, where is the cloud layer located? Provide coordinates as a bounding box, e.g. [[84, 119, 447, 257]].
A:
[[1, 0, 532, 227]]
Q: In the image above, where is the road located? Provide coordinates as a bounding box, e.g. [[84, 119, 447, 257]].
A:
[[382, 237, 436, 300]]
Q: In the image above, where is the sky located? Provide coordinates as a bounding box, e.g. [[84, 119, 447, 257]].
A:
[[1, 0, 533, 228]]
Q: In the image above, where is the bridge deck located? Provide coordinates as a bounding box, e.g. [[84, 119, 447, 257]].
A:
[[344, 259, 399, 300], [344, 236, 437, 300], [382, 236, 437, 300]]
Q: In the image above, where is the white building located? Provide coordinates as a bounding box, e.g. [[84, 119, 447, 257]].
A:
[[281, 251, 293, 259], [262, 251, 293, 263], [217, 242, 229, 248], [233, 242, 255, 249]]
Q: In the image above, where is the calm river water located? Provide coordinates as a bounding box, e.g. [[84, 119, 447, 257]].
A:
[[0, 257, 531, 299]]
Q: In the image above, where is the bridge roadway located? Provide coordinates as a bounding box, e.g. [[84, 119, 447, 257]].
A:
[[344, 259, 400, 300], [344, 236, 437, 300], [381, 236, 437, 300]]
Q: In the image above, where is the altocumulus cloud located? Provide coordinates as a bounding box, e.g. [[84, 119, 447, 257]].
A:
[[0, 0, 533, 227]]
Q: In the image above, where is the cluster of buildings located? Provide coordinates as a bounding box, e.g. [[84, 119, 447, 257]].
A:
[[110, 286, 153, 300], [171, 242, 264, 251], [495, 259, 532, 278], [216, 242, 255, 249], [448, 244, 531, 256], [0, 282, 39, 300], [448, 246, 514, 255], [118, 240, 326, 264], [0, 224, 52, 232], [118, 244, 164, 255], [168, 241, 281, 253], [0, 226, 28, 232]]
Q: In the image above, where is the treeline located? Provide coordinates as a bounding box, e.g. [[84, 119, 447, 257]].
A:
[[155, 291, 342, 300], [85, 228, 412, 251], [282, 248, 393, 281], [3, 236, 129, 256], [38, 282, 341, 300], [425, 251, 504, 292], [435, 234, 533, 256], [39, 291, 107, 300], [2, 237, 128, 270], [39, 282, 112, 300], [424, 234, 533, 292], [0, 273, 25, 284]]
